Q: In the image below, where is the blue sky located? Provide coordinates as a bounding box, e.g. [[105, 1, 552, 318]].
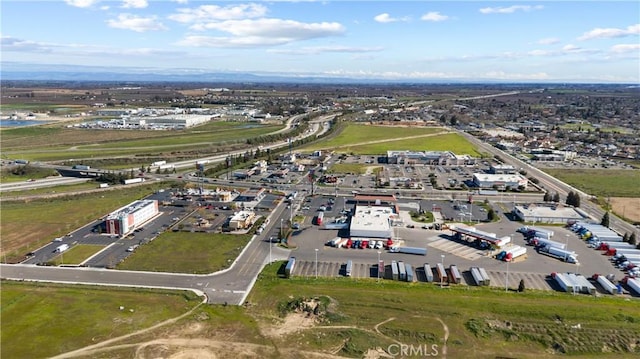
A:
[[2, 1, 639, 82]]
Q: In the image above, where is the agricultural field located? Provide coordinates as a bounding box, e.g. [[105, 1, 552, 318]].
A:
[[117, 232, 251, 274], [3, 263, 639, 359], [0, 183, 167, 262], [1, 121, 282, 163], [303, 124, 482, 156], [544, 168, 640, 222], [0, 281, 203, 359]]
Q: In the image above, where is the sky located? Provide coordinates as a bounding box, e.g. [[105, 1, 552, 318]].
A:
[[2, 0, 639, 83]]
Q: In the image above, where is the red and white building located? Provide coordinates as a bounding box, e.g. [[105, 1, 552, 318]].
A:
[[104, 199, 159, 236]]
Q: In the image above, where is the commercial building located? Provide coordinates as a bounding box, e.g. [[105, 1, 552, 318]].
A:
[[228, 211, 256, 230], [489, 164, 517, 174], [385, 150, 476, 166], [350, 205, 395, 239], [472, 173, 528, 191], [530, 148, 577, 162], [235, 188, 266, 202], [103, 200, 159, 236], [513, 203, 586, 224]]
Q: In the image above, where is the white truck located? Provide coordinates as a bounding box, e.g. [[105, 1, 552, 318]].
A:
[[540, 245, 577, 263], [54, 244, 70, 253]]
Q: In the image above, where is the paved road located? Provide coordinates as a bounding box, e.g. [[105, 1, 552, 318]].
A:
[[1, 202, 292, 305]]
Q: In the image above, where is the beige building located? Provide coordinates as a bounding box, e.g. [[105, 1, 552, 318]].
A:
[[228, 211, 256, 230]]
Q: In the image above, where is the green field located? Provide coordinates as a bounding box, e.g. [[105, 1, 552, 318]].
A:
[[0, 281, 202, 359], [544, 168, 640, 197], [1, 122, 282, 162], [117, 232, 251, 274], [302, 124, 481, 156], [0, 183, 168, 262], [50, 244, 105, 265]]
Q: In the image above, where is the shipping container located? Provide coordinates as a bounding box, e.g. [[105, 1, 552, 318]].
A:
[[284, 257, 296, 278], [423, 263, 433, 282]]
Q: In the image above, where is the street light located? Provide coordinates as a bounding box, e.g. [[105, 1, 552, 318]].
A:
[[440, 254, 445, 288], [314, 248, 319, 279], [269, 236, 272, 264], [505, 259, 510, 292], [377, 250, 381, 282], [280, 218, 283, 239]]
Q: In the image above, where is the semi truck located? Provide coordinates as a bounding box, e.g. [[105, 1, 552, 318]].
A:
[[72, 165, 91, 170], [624, 277, 640, 295], [54, 244, 70, 253], [314, 212, 324, 226], [389, 246, 427, 255], [520, 226, 554, 238], [540, 246, 578, 263], [528, 237, 566, 250], [123, 178, 144, 185]]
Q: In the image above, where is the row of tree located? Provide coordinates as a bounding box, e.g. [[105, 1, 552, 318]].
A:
[[542, 190, 581, 208]]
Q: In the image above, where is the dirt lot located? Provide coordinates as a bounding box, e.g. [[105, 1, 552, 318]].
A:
[[610, 197, 640, 223]]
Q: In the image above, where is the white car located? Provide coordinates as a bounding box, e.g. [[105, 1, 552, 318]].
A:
[[375, 241, 383, 249], [53, 237, 63, 242], [368, 241, 376, 249]]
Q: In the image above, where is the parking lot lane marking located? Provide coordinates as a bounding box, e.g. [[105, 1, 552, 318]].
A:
[[205, 282, 209, 288]]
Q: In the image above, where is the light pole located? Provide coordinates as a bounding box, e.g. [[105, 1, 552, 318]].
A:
[[269, 236, 272, 264], [377, 250, 381, 282], [314, 248, 319, 279], [440, 254, 445, 288], [505, 260, 510, 292], [280, 218, 283, 239]]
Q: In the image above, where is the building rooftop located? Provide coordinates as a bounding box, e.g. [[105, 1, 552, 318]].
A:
[[107, 199, 156, 219], [350, 205, 393, 233]]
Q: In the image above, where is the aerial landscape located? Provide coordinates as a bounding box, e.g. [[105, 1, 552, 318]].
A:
[[1, 1, 640, 359]]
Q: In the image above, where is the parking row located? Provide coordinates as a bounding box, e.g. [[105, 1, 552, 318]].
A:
[[290, 260, 555, 291]]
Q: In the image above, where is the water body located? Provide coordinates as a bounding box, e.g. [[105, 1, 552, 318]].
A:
[[0, 120, 52, 128]]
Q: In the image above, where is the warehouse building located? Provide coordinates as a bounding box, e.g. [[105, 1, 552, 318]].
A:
[[385, 150, 476, 166], [472, 173, 528, 191], [102, 199, 159, 236], [350, 205, 395, 239], [513, 203, 586, 224]]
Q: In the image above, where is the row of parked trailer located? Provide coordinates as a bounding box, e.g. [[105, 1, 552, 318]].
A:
[[569, 221, 640, 278], [521, 228, 578, 264], [553, 271, 640, 296]]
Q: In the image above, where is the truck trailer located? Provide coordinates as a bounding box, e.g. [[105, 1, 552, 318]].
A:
[[540, 246, 578, 263], [448, 265, 462, 284], [625, 277, 640, 295], [553, 272, 575, 292], [391, 260, 399, 281], [284, 257, 296, 278], [423, 263, 434, 282], [389, 246, 427, 255], [405, 263, 414, 282], [436, 263, 447, 284], [594, 274, 617, 295], [398, 261, 407, 281], [345, 260, 353, 277], [529, 237, 566, 250]]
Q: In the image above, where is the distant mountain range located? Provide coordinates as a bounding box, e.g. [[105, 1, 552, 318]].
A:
[[0, 62, 634, 85]]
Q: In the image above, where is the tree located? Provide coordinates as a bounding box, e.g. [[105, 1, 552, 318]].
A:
[[566, 191, 574, 206], [601, 212, 610, 227], [543, 192, 551, 202], [487, 208, 496, 221], [623, 232, 629, 243], [518, 279, 526, 293], [630, 233, 637, 246], [552, 192, 560, 203]]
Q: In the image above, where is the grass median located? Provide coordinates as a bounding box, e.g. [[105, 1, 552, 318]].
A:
[[117, 232, 252, 274]]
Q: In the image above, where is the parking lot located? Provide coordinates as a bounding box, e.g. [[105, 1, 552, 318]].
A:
[[285, 194, 629, 295]]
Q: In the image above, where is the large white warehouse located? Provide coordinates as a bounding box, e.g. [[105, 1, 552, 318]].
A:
[[473, 173, 528, 190]]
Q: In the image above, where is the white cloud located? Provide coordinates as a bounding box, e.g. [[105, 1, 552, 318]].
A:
[[64, 0, 100, 8], [610, 44, 640, 53], [173, 0, 188, 3], [168, 3, 267, 23], [421, 12, 449, 22], [107, 14, 168, 32], [183, 18, 344, 44], [562, 44, 581, 52], [479, 5, 543, 14], [268, 45, 383, 55], [537, 37, 559, 45], [578, 24, 640, 40], [121, 0, 148, 9], [1, 36, 53, 53], [373, 13, 409, 23]]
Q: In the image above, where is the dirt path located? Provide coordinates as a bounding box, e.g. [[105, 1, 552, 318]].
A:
[[49, 296, 208, 359], [435, 317, 449, 358]]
